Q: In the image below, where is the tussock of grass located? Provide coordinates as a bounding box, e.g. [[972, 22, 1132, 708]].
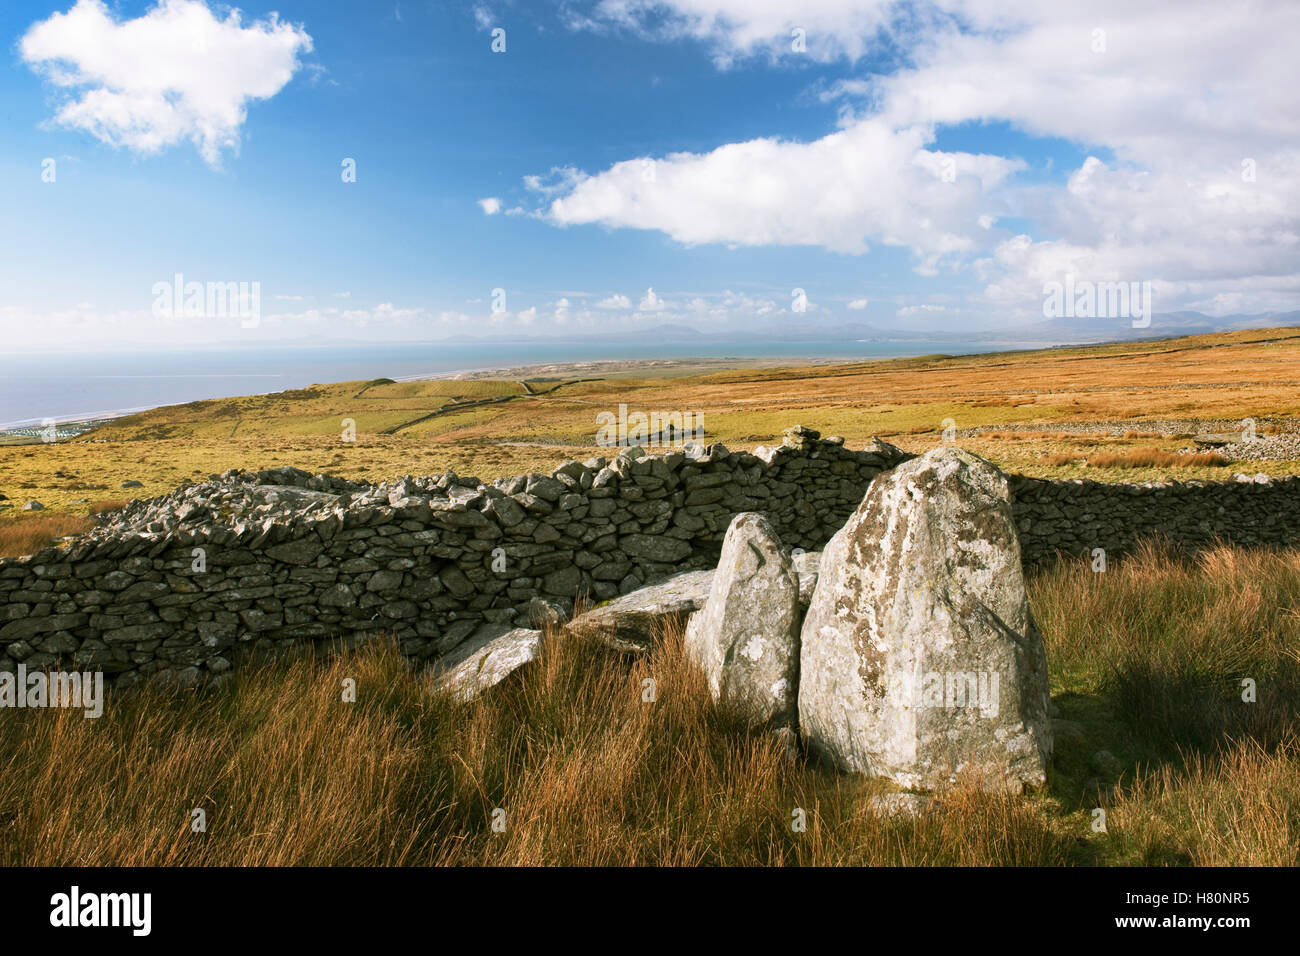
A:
[[1028, 542, 1300, 864], [0, 513, 95, 559], [1033, 542, 1300, 734], [1105, 738, 1300, 866], [1087, 449, 1228, 469], [1042, 453, 1078, 466]]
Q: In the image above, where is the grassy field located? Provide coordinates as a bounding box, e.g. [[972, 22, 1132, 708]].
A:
[[2, 328, 1298, 528], [0, 542, 1295, 866]]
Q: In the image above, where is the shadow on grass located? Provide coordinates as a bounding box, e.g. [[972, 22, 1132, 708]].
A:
[[1032, 540, 1300, 864]]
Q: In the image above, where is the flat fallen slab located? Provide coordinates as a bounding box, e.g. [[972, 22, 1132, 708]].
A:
[[431, 624, 544, 702], [564, 570, 715, 652]]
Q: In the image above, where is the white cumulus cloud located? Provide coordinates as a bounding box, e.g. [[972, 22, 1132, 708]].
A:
[[638, 287, 668, 311], [546, 119, 1021, 263], [21, 0, 313, 167], [586, 0, 900, 65]]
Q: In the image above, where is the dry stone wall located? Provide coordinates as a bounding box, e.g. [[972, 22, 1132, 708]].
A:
[[2, 427, 1298, 688], [0, 427, 904, 686], [1010, 473, 1300, 566]]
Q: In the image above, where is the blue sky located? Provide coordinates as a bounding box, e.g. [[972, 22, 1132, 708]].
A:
[[2, 0, 1297, 348]]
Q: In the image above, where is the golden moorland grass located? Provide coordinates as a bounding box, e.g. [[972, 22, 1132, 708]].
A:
[[2, 327, 1299, 517], [1, 543, 1296, 866]]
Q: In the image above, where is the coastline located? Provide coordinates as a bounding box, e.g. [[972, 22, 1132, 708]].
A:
[[0, 340, 1067, 436], [397, 353, 856, 382], [0, 354, 883, 435]]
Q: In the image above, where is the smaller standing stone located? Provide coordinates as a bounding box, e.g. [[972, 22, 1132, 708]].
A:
[[684, 512, 801, 728]]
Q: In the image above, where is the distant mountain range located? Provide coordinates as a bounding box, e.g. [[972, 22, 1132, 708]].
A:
[[964, 310, 1300, 345], [439, 311, 1300, 349]]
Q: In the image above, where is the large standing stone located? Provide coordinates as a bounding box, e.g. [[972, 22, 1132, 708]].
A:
[[684, 513, 800, 727], [798, 447, 1052, 792]]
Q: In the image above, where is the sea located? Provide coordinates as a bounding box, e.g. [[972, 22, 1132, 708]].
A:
[[0, 339, 1015, 429]]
